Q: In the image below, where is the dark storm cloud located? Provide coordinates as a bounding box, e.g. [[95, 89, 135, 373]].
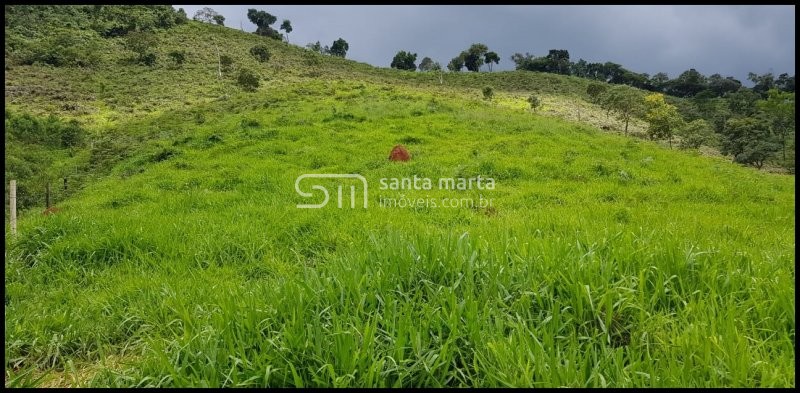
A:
[[178, 5, 795, 82]]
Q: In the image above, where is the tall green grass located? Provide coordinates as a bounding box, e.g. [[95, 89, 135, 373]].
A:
[[5, 78, 794, 387]]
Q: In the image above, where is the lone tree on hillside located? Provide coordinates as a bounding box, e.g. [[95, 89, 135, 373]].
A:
[[644, 93, 683, 147], [604, 86, 644, 136], [329, 38, 349, 58], [484, 51, 500, 72], [390, 51, 417, 71], [280, 20, 292, 42], [247, 9, 281, 40]]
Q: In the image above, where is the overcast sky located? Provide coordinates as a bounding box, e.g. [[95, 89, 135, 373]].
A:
[[177, 5, 795, 83]]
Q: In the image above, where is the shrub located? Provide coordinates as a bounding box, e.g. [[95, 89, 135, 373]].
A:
[[249, 45, 271, 63], [220, 55, 233, 72], [168, 50, 185, 66], [482, 86, 494, 100], [237, 68, 260, 91], [528, 94, 541, 111]]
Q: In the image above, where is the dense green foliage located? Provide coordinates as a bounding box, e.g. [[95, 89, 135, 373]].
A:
[[391, 51, 418, 71], [249, 45, 271, 63]]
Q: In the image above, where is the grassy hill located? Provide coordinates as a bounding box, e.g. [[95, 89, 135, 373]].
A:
[[4, 11, 795, 388]]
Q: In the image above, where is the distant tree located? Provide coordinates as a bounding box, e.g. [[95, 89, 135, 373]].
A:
[[757, 89, 795, 161], [125, 31, 158, 66], [168, 50, 185, 66], [571, 58, 589, 78], [329, 38, 349, 58], [306, 41, 323, 53], [461, 43, 489, 72], [644, 93, 683, 147], [447, 55, 464, 72], [725, 89, 760, 118], [176, 8, 189, 24], [390, 51, 417, 71], [212, 14, 225, 26], [193, 7, 223, 24], [545, 49, 570, 75], [431, 62, 442, 71], [605, 86, 644, 136], [707, 74, 741, 97], [247, 9, 281, 40], [678, 119, 716, 149], [482, 86, 494, 100], [665, 69, 708, 97], [279, 20, 292, 42], [748, 72, 775, 97], [418, 56, 435, 72], [775, 73, 795, 92], [586, 83, 608, 104], [721, 117, 780, 169], [527, 95, 541, 112], [250, 45, 271, 63], [511, 52, 548, 72], [236, 68, 260, 91], [649, 72, 670, 92], [484, 51, 500, 72]]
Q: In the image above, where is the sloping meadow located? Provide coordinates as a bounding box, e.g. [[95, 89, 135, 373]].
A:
[[5, 79, 795, 387]]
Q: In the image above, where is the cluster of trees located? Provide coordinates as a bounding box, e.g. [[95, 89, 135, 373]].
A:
[[511, 49, 795, 99], [305, 38, 349, 58], [389, 52, 442, 72], [246, 9, 292, 42], [448, 44, 500, 72], [388, 43, 499, 73], [5, 5, 189, 67], [193, 7, 225, 26], [587, 81, 795, 170]]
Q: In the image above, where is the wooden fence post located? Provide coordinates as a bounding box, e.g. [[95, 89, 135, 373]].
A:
[[10, 180, 17, 236]]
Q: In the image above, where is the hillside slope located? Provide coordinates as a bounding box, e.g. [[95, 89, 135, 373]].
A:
[[4, 14, 795, 388]]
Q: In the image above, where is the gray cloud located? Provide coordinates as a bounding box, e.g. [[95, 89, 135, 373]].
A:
[[177, 5, 795, 83]]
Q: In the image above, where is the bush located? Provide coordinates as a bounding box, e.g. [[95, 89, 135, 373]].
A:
[[125, 31, 158, 65], [220, 55, 233, 72], [236, 68, 260, 91], [482, 86, 494, 100], [528, 94, 541, 111], [140, 52, 157, 66], [23, 29, 102, 67], [249, 45, 271, 63], [168, 50, 186, 66], [587, 83, 607, 103]]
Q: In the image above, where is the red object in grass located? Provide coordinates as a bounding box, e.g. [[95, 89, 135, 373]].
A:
[[42, 206, 61, 216], [389, 145, 411, 162]]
